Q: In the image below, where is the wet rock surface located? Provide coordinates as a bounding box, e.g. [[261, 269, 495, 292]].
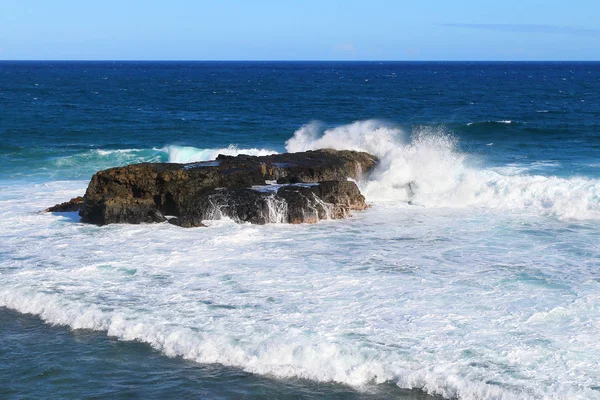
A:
[[45, 196, 84, 212], [48, 149, 378, 227]]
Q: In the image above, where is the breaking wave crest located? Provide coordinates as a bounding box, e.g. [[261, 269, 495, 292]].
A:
[[161, 145, 277, 163], [19, 120, 599, 220], [0, 289, 539, 400], [2, 167, 599, 399], [286, 120, 600, 220], [465, 120, 517, 127], [55, 145, 277, 167]]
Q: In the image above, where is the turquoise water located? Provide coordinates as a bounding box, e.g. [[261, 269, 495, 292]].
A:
[[1, 62, 599, 399]]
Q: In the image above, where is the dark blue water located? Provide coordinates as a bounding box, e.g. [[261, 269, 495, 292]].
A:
[[1, 61, 599, 181], [1, 62, 599, 399]]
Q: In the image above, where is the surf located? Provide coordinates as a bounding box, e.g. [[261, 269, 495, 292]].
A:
[[286, 120, 600, 220]]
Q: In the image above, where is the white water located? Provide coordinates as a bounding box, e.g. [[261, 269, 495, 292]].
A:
[[286, 120, 600, 220], [41, 121, 600, 222], [162, 144, 277, 163], [2, 181, 600, 399], [2, 121, 600, 399]]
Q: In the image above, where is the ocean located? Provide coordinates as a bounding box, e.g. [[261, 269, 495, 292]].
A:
[[0, 61, 599, 399]]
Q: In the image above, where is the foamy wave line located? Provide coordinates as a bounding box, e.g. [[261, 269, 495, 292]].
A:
[[466, 120, 515, 126], [285, 120, 599, 220], [95, 148, 145, 155], [159, 145, 277, 163], [0, 289, 526, 400], [44, 124, 600, 220], [52, 148, 163, 168], [51, 145, 278, 169]]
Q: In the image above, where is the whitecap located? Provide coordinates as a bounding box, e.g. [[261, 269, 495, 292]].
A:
[[286, 120, 600, 220]]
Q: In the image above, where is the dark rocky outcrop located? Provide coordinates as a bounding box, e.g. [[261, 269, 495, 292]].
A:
[[45, 196, 84, 212], [171, 180, 368, 227], [48, 149, 378, 227], [278, 181, 367, 224]]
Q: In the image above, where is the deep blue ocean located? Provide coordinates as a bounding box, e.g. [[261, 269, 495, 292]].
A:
[[1, 62, 599, 399]]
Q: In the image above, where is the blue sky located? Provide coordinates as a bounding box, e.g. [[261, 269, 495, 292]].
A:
[[1, 0, 598, 60]]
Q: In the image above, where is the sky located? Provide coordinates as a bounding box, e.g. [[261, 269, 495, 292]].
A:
[[0, 0, 598, 60]]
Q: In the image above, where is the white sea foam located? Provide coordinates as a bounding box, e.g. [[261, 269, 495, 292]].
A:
[[286, 120, 600, 220], [2, 180, 600, 399], [466, 120, 515, 126], [95, 148, 143, 156], [161, 145, 277, 163], [2, 121, 600, 399], [46, 121, 599, 222]]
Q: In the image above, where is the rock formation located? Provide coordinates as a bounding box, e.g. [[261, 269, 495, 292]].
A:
[[47, 149, 378, 227], [45, 196, 84, 212]]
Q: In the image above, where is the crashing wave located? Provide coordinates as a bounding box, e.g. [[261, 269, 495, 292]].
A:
[[286, 120, 600, 220]]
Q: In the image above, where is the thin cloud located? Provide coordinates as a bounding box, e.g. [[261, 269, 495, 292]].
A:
[[441, 23, 600, 37], [333, 43, 356, 53]]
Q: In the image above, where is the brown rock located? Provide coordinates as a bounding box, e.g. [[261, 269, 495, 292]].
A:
[[74, 149, 378, 226], [45, 196, 84, 212]]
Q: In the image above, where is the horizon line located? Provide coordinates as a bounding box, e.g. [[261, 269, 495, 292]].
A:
[[1, 59, 599, 63]]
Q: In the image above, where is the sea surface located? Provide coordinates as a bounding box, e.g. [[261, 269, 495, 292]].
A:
[[1, 61, 599, 399]]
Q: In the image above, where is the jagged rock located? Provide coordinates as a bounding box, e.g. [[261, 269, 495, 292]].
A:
[[174, 187, 282, 226], [170, 181, 367, 226], [276, 175, 304, 184], [277, 181, 367, 223], [70, 149, 377, 227], [45, 196, 84, 212]]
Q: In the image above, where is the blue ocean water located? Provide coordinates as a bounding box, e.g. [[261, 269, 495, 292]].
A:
[[1, 62, 599, 399]]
